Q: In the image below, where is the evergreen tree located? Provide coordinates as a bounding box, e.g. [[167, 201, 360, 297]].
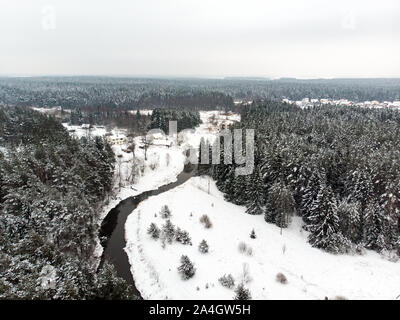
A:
[[147, 223, 160, 239], [175, 228, 192, 245], [308, 185, 341, 252], [160, 205, 172, 219], [234, 283, 251, 300], [265, 181, 295, 228], [245, 168, 265, 215], [177, 255, 196, 280], [363, 202, 385, 250], [162, 219, 175, 244], [337, 198, 362, 243]]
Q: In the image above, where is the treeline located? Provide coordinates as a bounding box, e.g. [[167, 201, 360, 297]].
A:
[[149, 108, 202, 134], [0, 107, 134, 299], [0, 77, 234, 111], [203, 102, 400, 256], [1, 77, 400, 111], [69, 107, 150, 135], [137, 90, 233, 110]]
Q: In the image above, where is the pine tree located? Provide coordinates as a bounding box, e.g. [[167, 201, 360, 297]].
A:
[[162, 219, 175, 244], [337, 198, 362, 243], [301, 170, 324, 225], [160, 205, 172, 219], [363, 202, 385, 250], [175, 228, 192, 245], [147, 223, 160, 239], [245, 168, 265, 215], [177, 255, 196, 280], [250, 229, 256, 239], [234, 283, 251, 300], [265, 180, 295, 228], [308, 184, 341, 252]]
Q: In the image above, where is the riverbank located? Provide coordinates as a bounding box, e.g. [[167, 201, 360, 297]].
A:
[[94, 110, 241, 291]]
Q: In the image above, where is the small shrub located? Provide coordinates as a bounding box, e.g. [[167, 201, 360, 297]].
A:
[[250, 229, 256, 239], [234, 283, 251, 300], [160, 205, 172, 219], [238, 242, 247, 253], [276, 272, 288, 284], [238, 242, 253, 256], [198, 239, 209, 253], [178, 255, 196, 280], [175, 228, 192, 245], [219, 274, 235, 289], [199, 214, 212, 228], [147, 223, 160, 239]]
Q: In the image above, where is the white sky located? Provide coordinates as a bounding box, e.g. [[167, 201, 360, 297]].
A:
[[1, 0, 399, 78]]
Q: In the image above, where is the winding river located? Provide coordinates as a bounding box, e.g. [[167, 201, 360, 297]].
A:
[[98, 163, 197, 298]]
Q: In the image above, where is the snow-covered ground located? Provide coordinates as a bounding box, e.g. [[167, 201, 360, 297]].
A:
[[125, 176, 400, 300], [62, 123, 109, 139], [60, 111, 240, 265], [96, 110, 240, 221]]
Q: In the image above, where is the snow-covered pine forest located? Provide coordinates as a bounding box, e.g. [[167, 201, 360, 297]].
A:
[[210, 102, 400, 257], [121, 102, 400, 300], [0, 107, 135, 299]]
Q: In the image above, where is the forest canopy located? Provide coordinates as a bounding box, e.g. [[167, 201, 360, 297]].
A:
[[0, 107, 134, 299], [208, 102, 400, 256]]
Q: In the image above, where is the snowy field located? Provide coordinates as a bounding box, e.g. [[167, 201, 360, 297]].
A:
[[61, 123, 109, 139], [125, 176, 400, 300], [61, 111, 241, 265]]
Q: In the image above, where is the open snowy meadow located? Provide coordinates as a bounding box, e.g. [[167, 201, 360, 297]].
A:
[[125, 176, 400, 300]]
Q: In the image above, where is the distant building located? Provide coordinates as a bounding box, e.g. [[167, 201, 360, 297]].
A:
[[106, 135, 126, 145]]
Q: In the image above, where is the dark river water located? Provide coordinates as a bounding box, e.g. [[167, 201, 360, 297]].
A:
[[98, 163, 197, 298]]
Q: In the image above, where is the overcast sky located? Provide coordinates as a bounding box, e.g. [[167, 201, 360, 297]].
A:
[[1, 0, 400, 78]]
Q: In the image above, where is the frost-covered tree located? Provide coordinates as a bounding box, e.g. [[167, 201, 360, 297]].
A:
[[245, 168, 265, 215], [162, 219, 175, 244], [337, 198, 362, 243], [177, 255, 196, 280], [308, 185, 341, 252], [265, 181, 295, 229], [160, 205, 172, 219], [234, 283, 251, 300], [219, 274, 235, 289], [175, 228, 192, 245], [363, 202, 385, 250], [147, 223, 160, 239]]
